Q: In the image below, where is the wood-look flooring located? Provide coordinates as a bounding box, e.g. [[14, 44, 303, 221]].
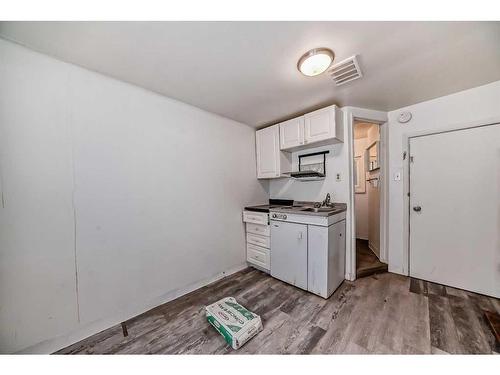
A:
[[356, 239, 388, 278], [56, 268, 500, 354]]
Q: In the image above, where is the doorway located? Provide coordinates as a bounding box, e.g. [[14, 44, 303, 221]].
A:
[[353, 121, 388, 278]]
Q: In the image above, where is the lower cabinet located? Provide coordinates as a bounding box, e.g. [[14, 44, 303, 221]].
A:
[[246, 243, 270, 270], [308, 220, 346, 298], [242, 211, 270, 271], [270, 221, 308, 290], [268, 214, 346, 299]]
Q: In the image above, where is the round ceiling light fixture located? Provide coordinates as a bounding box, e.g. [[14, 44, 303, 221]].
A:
[[297, 48, 335, 77]]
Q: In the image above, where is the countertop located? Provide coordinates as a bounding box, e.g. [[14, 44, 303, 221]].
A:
[[269, 202, 347, 217]]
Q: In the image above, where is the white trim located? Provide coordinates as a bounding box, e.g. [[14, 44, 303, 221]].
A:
[[368, 242, 381, 260], [16, 263, 248, 354], [343, 107, 388, 281], [379, 121, 389, 264], [401, 116, 500, 277]]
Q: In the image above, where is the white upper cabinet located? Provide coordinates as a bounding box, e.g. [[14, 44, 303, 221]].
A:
[[279, 116, 304, 150], [256, 125, 290, 179], [304, 105, 343, 145], [277, 105, 343, 152], [255, 105, 342, 178]]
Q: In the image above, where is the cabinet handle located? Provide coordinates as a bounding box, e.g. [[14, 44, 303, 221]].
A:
[[298, 232, 303, 240]]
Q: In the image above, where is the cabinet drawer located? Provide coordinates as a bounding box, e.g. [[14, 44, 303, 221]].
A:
[[246, 233, 270, 248], [246, 243, 270, 270], [242, 211, 268, 225], [246, 223, 270, 237]]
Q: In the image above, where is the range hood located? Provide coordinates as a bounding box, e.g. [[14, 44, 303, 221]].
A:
[[289, 150, 329, 181], [290, 170, 325, 181]]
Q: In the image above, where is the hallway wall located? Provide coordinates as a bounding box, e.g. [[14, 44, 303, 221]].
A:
[[354, 137, 369, 240], [366, 125, 380, 257]]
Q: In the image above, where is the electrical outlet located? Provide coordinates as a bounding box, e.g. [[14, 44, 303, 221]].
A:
[[336, 173, 341, 182]]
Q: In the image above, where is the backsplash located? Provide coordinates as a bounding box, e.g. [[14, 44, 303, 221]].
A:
[[269, 142, 349, 204]]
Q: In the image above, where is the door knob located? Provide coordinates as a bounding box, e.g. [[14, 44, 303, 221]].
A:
[[413, 206, 422, 212]]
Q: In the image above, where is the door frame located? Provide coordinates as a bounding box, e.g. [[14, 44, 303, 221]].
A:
[[344, 107, 388, 281], [403, 117, 500, 277]]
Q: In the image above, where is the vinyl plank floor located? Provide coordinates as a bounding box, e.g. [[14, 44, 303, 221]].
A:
[[56, 269, 499, 355]]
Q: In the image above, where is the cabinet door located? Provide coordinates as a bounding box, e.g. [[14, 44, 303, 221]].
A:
[[328, 220, 346, 297], [307, 225, 328, 297], [256, 125, 280, 179], [308, 221, 346, 298], [304, 106, 336, 144], [270, 221, 308, 290], [279, 116, 304, 150]]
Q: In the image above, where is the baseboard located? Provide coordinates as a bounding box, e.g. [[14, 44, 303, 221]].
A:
[[248, 262, 270, 274], [345, 271, 356, 281], [388, 264, 406, 276], [17, 262, 248, 354]]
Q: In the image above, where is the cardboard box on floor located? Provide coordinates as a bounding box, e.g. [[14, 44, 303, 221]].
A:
[[205, 297, 263, 350]]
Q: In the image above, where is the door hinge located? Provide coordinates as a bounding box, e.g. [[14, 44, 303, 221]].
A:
[[410, 156, 414, 163], [403, 151, 407, 160]]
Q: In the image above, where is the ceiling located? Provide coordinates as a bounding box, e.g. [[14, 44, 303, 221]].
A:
[[1, 21, 499, 127]]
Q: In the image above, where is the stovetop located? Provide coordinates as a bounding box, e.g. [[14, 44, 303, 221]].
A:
[[244, 199, 294, 213]]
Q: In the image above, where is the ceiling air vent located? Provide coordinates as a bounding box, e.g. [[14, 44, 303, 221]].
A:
[[329, 55, 363, 86]]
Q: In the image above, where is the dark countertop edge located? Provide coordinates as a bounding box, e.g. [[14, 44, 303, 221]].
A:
[[244, 199, 295, 213]]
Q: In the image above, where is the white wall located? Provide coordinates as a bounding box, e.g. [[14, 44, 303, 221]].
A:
[[354, 137, 369, 240], [0, 39, 268, 353], [0, 38, 79, 354], [387, 80, 500, 275], [366, 125, 380, 256]]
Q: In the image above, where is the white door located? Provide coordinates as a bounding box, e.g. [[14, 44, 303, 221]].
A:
[[270, 220, 308, 290], [304, 106, 334, 144], [409, 124, 500, 298], [256, 125, 280, 179], [279, 116, 304, 150]]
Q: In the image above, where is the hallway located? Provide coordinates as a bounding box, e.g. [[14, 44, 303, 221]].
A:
[[356, 239, 388, 278]]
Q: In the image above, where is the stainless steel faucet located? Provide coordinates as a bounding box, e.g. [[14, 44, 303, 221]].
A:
[[322, 193, 332, 207]]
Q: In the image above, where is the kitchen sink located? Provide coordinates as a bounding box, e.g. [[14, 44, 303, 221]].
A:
[[300, 207, 335, 212], [271, 202, 346, 215]]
